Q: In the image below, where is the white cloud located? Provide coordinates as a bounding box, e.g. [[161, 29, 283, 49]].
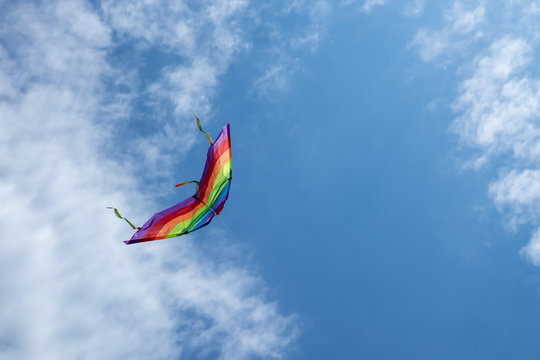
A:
[[412, 2, 485, 62], [404, 0, 424, 17], [490, 169, 540, 209], [412, 29, 449, 62], [101, 0, 249, 111], [289, 1, 330, 52], [452, 37, 540, 264], [424, 2, 540, 265], [0, 1, 297, 359], [361, 0, 387, 13], [452, 37, 540, 163], [520, 226, 540, 266], [446, 2, 485, 34], [253, 56, 300, 96], [489, 169, 540, 228], [100, 0, 251, 175], [251, 1, 331, 95]]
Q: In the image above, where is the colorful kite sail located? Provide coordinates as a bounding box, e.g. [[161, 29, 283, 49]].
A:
[[110, 120, 231, 245]]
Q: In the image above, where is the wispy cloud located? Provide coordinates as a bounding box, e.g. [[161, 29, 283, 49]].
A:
[[520, 227, 540, 266], [252, 0, 331, 96], [361, 0, 388, 13], [489, 169, 540, 228], [0, 1, 297, 359], [100, 0, 330, 170], [452, 37, 538, 165], [289, 1, 331, 52], [452, 35, 540, 262], [412, 1, 485, 62], [100, 0, 251, 175], [404, 0, 424, 17], [414, 1, 540, 265]]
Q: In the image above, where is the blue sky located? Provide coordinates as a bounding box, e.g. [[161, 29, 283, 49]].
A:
[[3, 0, 540, 359]]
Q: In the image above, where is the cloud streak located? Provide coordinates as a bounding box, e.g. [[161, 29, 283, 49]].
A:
[[361, 0, 387, 13], [412, 2, 485, 62], [404, 0, 424, 17]]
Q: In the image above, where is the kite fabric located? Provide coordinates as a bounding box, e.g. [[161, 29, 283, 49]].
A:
[[123, 123, 231, 245]]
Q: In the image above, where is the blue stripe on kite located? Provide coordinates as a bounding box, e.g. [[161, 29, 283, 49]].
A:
[[190, 207, 215, 231], [210, 181, 230, 210]]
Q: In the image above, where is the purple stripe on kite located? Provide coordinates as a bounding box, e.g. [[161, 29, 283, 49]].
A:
[[212, 123, 230, 149]]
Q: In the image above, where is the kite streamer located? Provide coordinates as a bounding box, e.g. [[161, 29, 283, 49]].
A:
[[123, 123, 231, 245], [194, 111, 214, 146], [107, 207, 139, 230]]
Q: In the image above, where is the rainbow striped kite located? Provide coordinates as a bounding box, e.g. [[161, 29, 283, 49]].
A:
[[110, 121, 231, 245]]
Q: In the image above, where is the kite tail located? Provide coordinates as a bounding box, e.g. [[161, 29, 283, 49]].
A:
[[107, 207, 140, 230], [175, 180, 200, 193], [192, 111, 213, 145]]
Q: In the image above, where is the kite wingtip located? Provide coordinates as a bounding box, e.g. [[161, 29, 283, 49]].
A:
[[123, 240, 132, 245]]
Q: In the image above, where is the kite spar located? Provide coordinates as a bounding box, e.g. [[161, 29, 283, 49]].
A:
[[109, 117, 232, 244]]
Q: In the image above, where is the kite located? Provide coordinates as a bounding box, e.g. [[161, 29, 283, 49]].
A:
[[109, 117, 231, 245]]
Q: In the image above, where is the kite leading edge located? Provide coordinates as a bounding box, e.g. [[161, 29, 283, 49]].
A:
[[109, 117, 232, 245]]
